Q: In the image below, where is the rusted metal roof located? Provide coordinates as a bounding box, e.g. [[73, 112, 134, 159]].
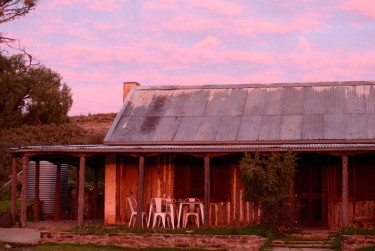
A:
[[104, 81, 375, 145], [9, 143, 375, 154]]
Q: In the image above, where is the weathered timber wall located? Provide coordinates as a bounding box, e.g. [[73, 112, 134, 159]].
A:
[[328, 201, 375, 229], [112, 153, 257, 227]]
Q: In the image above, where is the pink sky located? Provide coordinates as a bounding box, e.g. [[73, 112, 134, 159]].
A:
[[3, 0, 375, 115]]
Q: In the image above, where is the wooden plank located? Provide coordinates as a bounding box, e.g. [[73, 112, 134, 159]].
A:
[[342, 155, 349, 227], [235, 166, 240, 228], [204, 156, 210, 227], [93, 167, 98, 219], [136, 156, 144, 227], [34, 161, 40, 222], [75, 166, 79, 220], [54, 163, 61, 221], [20, 156, 28, 228], [11, 156, 17, 224], [77, 155, 86, 225]]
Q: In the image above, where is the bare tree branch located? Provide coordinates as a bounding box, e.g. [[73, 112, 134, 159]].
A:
[[0, 0, 38, 25]]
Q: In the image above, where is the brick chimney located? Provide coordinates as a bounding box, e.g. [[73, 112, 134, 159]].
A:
[[123, 82, 139, 102]]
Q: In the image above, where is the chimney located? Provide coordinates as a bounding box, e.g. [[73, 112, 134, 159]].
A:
[[123, 82, 139, 102]]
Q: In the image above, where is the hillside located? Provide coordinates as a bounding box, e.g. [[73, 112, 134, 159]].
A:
[[70, 113, 117, 136]]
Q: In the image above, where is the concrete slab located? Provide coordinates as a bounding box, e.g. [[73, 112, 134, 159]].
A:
[[0, 227, 40, 245]]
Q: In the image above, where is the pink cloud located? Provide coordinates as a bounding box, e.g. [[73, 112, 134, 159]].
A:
[[47, 0, 124, 12], [143, 13, 224, 33], [233, 14, 328, 36], [298, 36, 311, 50], [187, 0, 246, 16], [340, 0, 375, 19], [142, 0, 178, 10]]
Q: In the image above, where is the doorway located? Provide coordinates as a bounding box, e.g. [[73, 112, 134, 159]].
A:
[[295, 155, 326, 227]]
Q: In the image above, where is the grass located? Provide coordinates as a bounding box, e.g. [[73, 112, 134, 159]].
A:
[[356, 247, 375, 251], [69, 224, 275, 238], [340, 227, 375, 235]]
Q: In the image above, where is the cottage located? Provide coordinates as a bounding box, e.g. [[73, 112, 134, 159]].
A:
[[10, 81, 375, 229]]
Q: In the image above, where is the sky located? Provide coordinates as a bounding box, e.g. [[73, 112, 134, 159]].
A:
[[3, 0, 375, 115]]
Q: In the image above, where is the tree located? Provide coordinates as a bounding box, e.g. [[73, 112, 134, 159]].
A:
[[239, 152, 297, 231], [0, 53, 73, 128], [0, 0, 38, 44]]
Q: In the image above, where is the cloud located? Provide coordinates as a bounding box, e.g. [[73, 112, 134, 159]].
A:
[[142, 0, 177, 10], [233, 14, 327, 36], [340, 0, 375, 19], [187, 0, 246, 16], [298, 36, 311, 50], [47, 0, 123, 12]]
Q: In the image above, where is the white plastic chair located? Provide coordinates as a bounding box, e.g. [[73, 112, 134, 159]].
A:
[[165, 198, 176, 229], [182, 198, 200, 228], [127, 196, 146, 227], [151, 198, 167, 228]]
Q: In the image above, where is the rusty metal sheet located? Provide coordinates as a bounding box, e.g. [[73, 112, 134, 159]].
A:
[[345, 114, 367, 139], [194, 117, 222, 141], [304, 86, 325, 114], [279, 115, 303, 140], [366, 114, 375, 139], [215, 116, 242, 141], [264, 87, 283, 115], [152, 116, 183, 141], [324, 114, 346, 139], [258, 116, 283, 140], [302, 115, 325, 140], [280, 87, 305, 115], [237, 116, 262, 140], [324, 86, 347, 114], [173, 117, 202, 141], [243, 88, 266, 116], [346, 85, 367, 114]]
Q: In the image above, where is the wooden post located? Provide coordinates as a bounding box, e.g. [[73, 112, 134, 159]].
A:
[[136, 156, 144, 227], [20, 156, 28, 228], [11, 156, 17, 224], [204, 156, 210, 227], [54, 163, 61, 221], [342, 154, 349, 227], [93, 167, 98, 219], [77, 155, 86, 225], [235, 165, 241, 228], [34, 161, 40, 222], [75, 166, 80, 220]]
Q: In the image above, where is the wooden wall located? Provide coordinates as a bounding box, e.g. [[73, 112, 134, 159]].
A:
[[113, 153, 257, 227]]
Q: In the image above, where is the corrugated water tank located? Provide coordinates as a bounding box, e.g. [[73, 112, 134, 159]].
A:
[[27, 161, 69, 214]]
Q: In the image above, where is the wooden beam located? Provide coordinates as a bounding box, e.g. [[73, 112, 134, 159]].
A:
[[34, 161, 40, 222], [11, 156, 17, 224], [54, 163, 61, 221], [77, 155, 86, 225], [136, 156, 144, 227], [204, 156, 210, 227], [342, 154, 349, 227], [235, 165, 241, 228], [75, 166, 79, 220], [20, 156, 28, 228], [93, 167, 98, 219]]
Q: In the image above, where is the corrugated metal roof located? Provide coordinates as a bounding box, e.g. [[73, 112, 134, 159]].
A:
[[9, 143, 375, 154], [104, 81, 375, 145]]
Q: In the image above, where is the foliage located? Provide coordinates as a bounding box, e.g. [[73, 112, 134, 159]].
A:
[[0, 123, 104, 183], [340, 227, 375, 235], [239, 152, 297, 231], [0, 53, 73, 128]]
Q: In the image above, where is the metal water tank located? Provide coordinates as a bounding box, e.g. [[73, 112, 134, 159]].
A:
[[27, 161, 69, 214]]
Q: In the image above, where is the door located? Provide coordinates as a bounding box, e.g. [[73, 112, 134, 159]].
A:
[[295, 156, 326, 227]]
